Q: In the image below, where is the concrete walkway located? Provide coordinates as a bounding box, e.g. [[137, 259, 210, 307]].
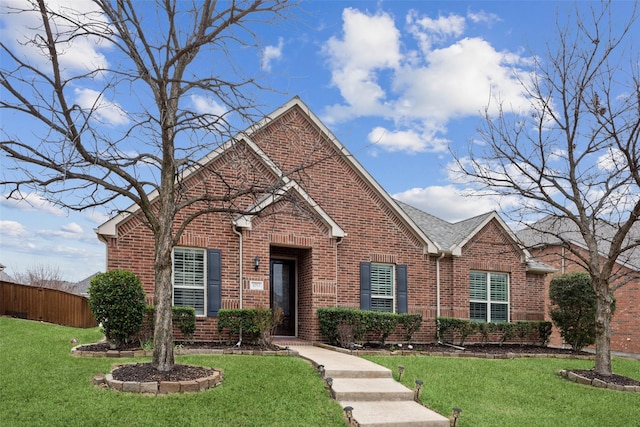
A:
[[290, 345, 450, 427]]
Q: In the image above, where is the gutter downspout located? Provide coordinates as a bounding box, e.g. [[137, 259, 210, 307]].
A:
[[232, 226, 243, 345], [436, 252, 445, 343]]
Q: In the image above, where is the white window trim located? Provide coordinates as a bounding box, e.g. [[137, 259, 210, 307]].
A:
[[172, 246, 207, 317], [469, 271, 510, 323], [371, 263, 396, 313]]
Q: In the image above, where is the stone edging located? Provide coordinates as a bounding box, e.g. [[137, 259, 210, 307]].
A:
[[558, 370, 640, 393], [313, 342, 595, 360], [92, 363, 223, 395], [71, 344, 298, 358]]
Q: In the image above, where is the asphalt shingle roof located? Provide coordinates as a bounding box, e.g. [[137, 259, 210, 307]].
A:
[[516, 216, 640, 272]]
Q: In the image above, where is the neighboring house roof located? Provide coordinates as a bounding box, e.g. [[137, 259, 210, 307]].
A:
[[96, 97, 439, 254], [396, 200, 554, 273], [0, 269, 18, 283], [516, 216, 640, 272], [66, 272, 100, 296]]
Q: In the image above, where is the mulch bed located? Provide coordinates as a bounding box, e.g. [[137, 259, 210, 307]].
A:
[[569, 369, 640, 387], [78, 341, 639, 388], [77, 340, 280, 352], [111, 363, 214, 382]]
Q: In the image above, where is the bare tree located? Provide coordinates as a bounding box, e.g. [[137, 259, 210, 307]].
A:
[[0, 0, 301, 371], [453, 2, 640, 376], [14, 264, 66, 290]]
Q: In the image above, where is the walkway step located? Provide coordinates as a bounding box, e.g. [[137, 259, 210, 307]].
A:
[[332, 377, 413, 401], [340, 401, 451, 427], [290, 345, 450, 427]]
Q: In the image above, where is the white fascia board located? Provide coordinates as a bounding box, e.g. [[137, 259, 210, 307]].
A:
[[233, 180, 346, 238], [450, 211, 530, 259]]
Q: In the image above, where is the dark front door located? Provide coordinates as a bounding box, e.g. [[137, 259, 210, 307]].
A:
[[270, 259, 295, 336]]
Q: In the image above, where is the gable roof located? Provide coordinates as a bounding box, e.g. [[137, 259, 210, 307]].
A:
[[396, 200, 554, 272], [517, 216, 640, 272], [96, 97, 439, 253]]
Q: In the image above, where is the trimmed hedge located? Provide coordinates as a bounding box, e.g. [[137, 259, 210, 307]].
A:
[[317, 308, 422, 347], [437, 317, 552, 347], [217, 308, 281, 345], [139, 305, 197, 343]]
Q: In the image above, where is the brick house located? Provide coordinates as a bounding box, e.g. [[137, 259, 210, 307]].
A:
[[518, 217, 640, 354], [96, 97, 552, 342]]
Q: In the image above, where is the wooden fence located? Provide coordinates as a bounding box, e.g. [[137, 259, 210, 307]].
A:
[[0, 281, 97, 328]]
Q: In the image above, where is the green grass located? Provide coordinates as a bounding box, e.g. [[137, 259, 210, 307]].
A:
[[364, 354, 640, 427], [2, 317, 638, 427], [0, 317, 344, 427]]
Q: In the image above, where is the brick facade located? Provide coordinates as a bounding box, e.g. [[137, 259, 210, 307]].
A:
[[98, 99, 548, 343]]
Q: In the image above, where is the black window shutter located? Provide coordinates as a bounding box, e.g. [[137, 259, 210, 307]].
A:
[[207, 249, 222, 317], [360, 262, 371, 310], [396, 264, 408, 314]]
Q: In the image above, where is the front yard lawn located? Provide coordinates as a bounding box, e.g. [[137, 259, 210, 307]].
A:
[[0, 317, 344, 427], [1, 317, 638, 427], [365, 354, 640, 427]]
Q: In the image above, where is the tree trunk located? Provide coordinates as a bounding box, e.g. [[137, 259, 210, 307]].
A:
[[593, 279, 613, 376], [152, 209, 176, 371]]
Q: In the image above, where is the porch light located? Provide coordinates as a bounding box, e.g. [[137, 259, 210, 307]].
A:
[[414, 379, 423, 402], [397, 365, 405, 381], [451, 407, 462, 427], [343, 406, 354, 424], [254, 256, 260, 271]]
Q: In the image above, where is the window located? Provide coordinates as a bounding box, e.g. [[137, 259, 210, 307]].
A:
[[360, 262, 407, 313], [469, 271, 509, 322], [173, 247, 206, 316], [370, 263, 395, 312]]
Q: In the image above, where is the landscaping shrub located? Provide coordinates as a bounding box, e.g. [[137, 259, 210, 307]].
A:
[[436, 317, 552, 347], [88, 270, 146, 348], [317, 308, 421, 347], [218, 308, 283, 346], [317, 307, 367, 346], [398, 313, 422, 343], [137, 305, 197, 346], [549, 272, 600, 351], [367, 312, 398, 345]]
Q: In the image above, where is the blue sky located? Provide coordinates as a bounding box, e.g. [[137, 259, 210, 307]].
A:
[[0, 1, 635, 282]]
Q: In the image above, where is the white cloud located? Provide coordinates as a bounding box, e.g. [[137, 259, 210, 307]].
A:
[[394, 185, 524, 223], [0, 192, 66, 216], [61, 222, 83, 234], [322, 8, 532, 154], [322, 8, 401, 120], [190, 95, 227, 117], [407, 10, 465, 52], [261, 37, 284, 72], [0, 0, 111, 76], [368, 126, 449, 153], [0, 220, 29, 238], [84, 210, 110, 225], [74, 88, 129, 126], [466, 9, 501, 26]]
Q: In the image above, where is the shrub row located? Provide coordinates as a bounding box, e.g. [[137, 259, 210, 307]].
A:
[[437, 317, 552, 347], [217, 308, 282, 347], [139, 305, 197, 344], [317, 307, 422, 347]]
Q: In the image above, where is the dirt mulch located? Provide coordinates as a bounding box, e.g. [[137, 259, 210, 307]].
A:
[[569, 369, 640, 387], [77, 340, 280, 352], [111, 363, 214, 382]]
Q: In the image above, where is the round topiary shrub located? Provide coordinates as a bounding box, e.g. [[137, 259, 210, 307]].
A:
[[88, 270, 146, 348]]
